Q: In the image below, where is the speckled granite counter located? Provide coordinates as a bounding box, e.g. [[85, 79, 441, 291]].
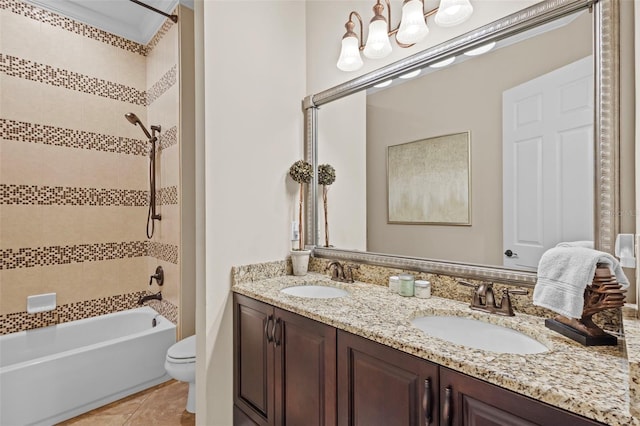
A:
[[232, 268, 639, 426]]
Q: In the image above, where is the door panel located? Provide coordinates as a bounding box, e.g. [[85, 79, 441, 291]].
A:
[[234, 295, 274, 426], [503, 56, 594, 270], [275, 308, 337, 426]]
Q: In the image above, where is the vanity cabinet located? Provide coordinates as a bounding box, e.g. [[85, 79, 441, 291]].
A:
[[233, 295, 605, 426], [233, 294, 337, 426]]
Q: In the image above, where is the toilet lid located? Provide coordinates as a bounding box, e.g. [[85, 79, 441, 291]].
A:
[[167, 335, 196, 360]]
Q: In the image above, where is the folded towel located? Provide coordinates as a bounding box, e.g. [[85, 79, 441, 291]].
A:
[[555, 241, 594, 249], [533, 247, 629, 319]]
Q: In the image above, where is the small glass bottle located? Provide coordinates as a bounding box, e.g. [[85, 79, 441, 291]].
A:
[[398, 274, 415, 297], [388, 276, 400, 293], [414, 280, 431, 299]]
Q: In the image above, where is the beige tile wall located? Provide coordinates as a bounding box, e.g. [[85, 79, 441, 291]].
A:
[[0, 1, 182, 332]]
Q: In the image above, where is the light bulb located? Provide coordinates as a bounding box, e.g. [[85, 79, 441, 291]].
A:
[[337, 35, 363, 71], [363, 19, 392, 59], [397, 0, 429, 45], [434, 0, 473, 27]]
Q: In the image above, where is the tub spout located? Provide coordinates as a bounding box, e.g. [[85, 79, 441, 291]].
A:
[[138, 291, 162, 305]]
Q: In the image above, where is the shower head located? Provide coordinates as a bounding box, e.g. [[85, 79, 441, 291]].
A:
[[124, 112, 152, 139]]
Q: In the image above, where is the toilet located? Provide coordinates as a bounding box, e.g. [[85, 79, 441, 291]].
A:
[[165, 335, 196, 413]]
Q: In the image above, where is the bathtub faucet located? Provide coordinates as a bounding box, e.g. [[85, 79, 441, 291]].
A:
[[138, 291, 162, 305]]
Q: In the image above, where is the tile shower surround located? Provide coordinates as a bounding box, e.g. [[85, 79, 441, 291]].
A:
[[1, 1, 182, 332]]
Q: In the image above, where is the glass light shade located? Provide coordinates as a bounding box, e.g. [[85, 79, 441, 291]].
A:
[[363, 19, 392, 59], [434, 0, 473, 27], [337, 36, 364, 71], [396, 0, 429, 45], [399, 69, 421, 79], [464, 41, 496, 56], [374, 79, 393, 88], [429, 56, 455, 68]]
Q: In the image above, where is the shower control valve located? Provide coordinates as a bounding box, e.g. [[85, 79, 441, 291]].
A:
[[150, 266, 164, 286]]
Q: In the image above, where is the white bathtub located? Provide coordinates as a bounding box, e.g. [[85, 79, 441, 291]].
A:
[[0, 306, 176, 426]]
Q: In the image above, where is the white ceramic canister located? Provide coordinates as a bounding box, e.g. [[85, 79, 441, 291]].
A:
[[388, 276, 400, 293], [414, 280, 431, 298]]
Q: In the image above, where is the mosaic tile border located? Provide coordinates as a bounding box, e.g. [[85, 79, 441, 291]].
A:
[[157, 186, 178, 206], [145, 15, 176, 55], [0, 291, 181, 334], [159, 125, 178, 151], [0, 241, 147, 270], [0, 184, 178, 207], [144, 296, 179, 325], [1, 184, 148, 206], [1, 240, 180, 269], [1, 54, 146, 105], [1, 0, 147, 56], [0, 119, 148, 156], [148, 241, 179, 264], [147, 65, 177, 105]]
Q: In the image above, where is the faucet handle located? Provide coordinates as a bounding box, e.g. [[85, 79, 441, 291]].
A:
[[458, 280, 479, 290], [343, 264, 360, 283], [504, 288, 528, 296]]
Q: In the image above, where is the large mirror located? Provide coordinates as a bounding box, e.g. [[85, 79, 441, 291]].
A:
[[304, 0, 619, 286]]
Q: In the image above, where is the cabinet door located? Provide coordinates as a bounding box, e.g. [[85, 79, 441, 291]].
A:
[[275, 308, 337, 426], [234, 294, 275, 426], [439, 367, 604, 426], [338, 331, 439, 426]]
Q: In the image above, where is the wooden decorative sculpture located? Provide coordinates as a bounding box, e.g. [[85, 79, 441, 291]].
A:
[[545, 264, 626, 346]]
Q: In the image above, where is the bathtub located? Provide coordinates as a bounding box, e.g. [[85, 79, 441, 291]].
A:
[[0, 306, 176, 426]]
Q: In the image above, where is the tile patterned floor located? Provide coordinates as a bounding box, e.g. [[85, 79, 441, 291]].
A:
[[57, 380, 195, 426]]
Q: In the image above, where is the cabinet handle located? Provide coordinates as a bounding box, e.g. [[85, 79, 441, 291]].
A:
[[442, 386, 453, 426], [423, 378, 433, 425], [265, 315, 274, 343], [274, 318, 282, 346]]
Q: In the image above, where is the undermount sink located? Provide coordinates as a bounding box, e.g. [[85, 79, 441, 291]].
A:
[[411, 316, 548, 355], [281, 285, 348, 299]]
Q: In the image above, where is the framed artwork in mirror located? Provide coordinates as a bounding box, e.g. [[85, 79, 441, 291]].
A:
[[387, 132, 471, 225]]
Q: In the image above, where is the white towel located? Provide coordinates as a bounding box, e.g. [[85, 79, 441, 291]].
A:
[[555, 241, 594, 249], [533, 247, 629, 319]]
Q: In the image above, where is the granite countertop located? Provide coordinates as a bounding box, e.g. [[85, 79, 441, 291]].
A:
[[232, 272, 640, 426]]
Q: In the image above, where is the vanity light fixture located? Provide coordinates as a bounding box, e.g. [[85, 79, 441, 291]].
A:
[[429, 56, 456, 68], [464, 41, 496, 56], [337, 0, 474, 72]]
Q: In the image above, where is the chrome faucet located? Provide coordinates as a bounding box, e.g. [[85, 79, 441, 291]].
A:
[[458, 281, 527, 316], [326, 261, 359, 283]]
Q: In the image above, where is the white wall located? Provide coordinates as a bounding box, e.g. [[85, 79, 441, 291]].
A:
[[199, 2, 306, 424]]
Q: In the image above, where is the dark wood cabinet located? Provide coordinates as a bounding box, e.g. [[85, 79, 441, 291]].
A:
[[337, 331, 439, 426], [233, 294, 604, 426], [439, 367, 603, 426], [233, 294, 336, 426]]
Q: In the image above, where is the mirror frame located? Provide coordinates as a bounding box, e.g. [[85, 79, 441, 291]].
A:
[[303, 0, 619, 286]]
